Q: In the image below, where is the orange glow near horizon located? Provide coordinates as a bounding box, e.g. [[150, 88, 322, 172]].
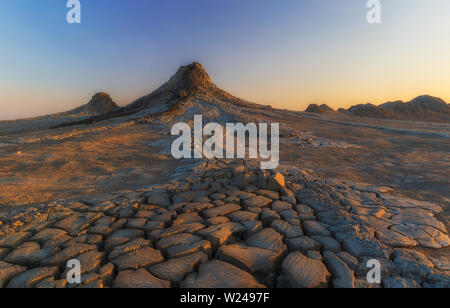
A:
[[1, 0, 449, 120]]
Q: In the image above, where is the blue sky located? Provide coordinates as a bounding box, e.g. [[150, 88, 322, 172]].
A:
[[1, 0, 449, 120]]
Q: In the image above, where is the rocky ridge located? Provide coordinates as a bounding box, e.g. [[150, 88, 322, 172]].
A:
[[0, 160, 448, 288]]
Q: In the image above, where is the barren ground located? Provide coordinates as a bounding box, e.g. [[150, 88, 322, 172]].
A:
[[0, 124, 180, 208], [0, 106, 449, 288], [1, 110, 448, 228]]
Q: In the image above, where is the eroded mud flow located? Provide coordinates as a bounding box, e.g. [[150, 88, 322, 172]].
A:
[[0, 160, 448, 288]]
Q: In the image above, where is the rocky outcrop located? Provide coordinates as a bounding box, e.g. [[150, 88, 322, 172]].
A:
[[305, 104, 336, 114]]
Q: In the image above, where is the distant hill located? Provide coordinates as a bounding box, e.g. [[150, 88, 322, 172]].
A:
[[305, 104, 336, 114], [340, 96, 450, 123], [0, 93, 118, 135], [66, 92, 119, 116], [343, 103, 394, 119], [379, 95, 450, 122]]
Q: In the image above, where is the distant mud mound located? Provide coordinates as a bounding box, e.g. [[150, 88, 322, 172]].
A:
[[69, 93, 119, 116], [341, 95, 450, 123], [380, 95, 450, 122], [0, 93, 119, 135], [343, 103, 394, 119], [305, 104, 336, 114]]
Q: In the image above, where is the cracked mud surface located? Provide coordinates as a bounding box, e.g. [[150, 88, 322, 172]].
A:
[[0, 161, 448, 288]]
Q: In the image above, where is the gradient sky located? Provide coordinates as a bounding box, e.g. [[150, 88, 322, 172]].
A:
[[1, 0, 449, 120]]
